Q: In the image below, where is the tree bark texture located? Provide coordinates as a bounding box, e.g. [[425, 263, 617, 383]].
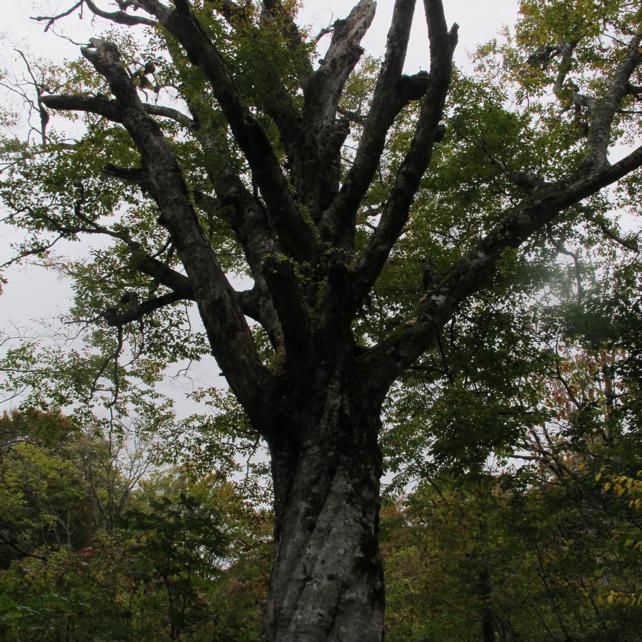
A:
[[265, 363, 384, 641]]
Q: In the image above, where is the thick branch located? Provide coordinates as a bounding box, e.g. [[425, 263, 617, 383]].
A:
[[41, 94, 196, 130], [260, 0, 314, 78], [362, 145, 642, 396], [182, 106, 276, 275], [236, 287, 282, 347], [552, 41, 577, 103], [77, 38, 271, 422], [140, 103, 195, 128], [139, 0, 317, 263], [291, 1, 376, 216], [318, 0, 419, 246], [184, 112, 289, 350], [42, 93, 123, 120], [102, 291, 186, 326], [303, 0, 375, 131], [204, 0, 307, 174], [350, 0, 458, 308], [134, 252, 194, 296], [263, 255, 313, 365], [584, 33, 641, 167]]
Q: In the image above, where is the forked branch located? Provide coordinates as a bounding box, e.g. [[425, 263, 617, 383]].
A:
[[53, 37, 273, 422], [139, 0, 318, 263], [351, 0, 458, 309], [318, 0, 419, 247]]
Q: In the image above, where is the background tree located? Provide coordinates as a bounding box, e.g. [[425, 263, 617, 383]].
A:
[[0, 410, 270, 642], [0, 1, 640, 640], [380, 243, 641, 641]]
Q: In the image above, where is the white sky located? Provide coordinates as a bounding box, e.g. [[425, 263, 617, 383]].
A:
[[0, 0, 519, 409]]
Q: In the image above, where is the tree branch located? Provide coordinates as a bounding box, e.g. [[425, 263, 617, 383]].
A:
[[204, 0, 249, 25], [134, 252, 194, 296], [362, 143, 642, 397], [262, 255, 312, 365], [236, 286, 282, 347], [580, 207, 639, 252], [102, 291, 187, 326], [584, 33, 641, 167], [180, 107, 291, 351], [552, 41, 577, 104], [350, 0, 458, 309], [303, 0, 375, 131], [138, 0, 317, 263], [74, 37, 272, 423], [42, 93, 196, 130], [295, 0, 376, 217], [42, 94, 124, 121], [32, 1, 83, 31], [260, 0, 314, 78], [202, 0, 308, 171], [319, 0, 420, 246], [84, 0, 158, 27]]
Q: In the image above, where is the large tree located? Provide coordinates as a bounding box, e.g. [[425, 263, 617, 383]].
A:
[[0, 0, 640, 639]]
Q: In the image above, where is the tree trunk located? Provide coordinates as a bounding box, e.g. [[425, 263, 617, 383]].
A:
[[263, 364, 385, 642], [479, 568, 496, 642]]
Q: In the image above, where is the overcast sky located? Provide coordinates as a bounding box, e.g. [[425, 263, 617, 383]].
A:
[[0, 0, 519, 408], [3, 1, 520, 68]]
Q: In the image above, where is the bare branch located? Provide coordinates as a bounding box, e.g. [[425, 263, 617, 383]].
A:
[[32, 1, 83, 31], [303, 0, 375, 129], [319, 0, 420, 246], [84, 0, 157, 27], [14, 50, 50, 146], [42, 93, 196, 130], [41, 93, 124, 121], [141, 103, 195, 128], [351, 0, 458, 309]]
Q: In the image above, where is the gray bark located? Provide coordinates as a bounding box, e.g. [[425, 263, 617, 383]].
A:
[[264, 360, 384, 642]]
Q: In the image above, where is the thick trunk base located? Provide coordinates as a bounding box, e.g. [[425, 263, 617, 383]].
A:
[[263, 379, 384, 642]]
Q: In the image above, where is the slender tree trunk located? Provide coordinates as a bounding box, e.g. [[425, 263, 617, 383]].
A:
[[263, 362, 385, 642], [479, 567, 496, 642]]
